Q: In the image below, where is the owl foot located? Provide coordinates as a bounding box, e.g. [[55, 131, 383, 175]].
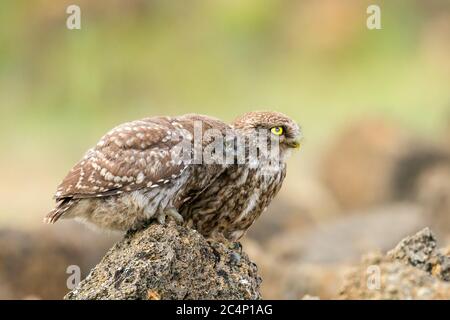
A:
[[156, 208, 184, 225]]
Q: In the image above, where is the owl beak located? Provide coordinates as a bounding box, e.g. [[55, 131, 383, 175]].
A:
[[286, 139, 301, 149]]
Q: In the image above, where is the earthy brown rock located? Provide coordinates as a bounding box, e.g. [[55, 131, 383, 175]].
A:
[[321, 119, 410, 210], [321, 118, 450, 214], [339, 228, 450, 299], [414, 164, 450, 242], [243, 238, 349, 299], [387, 228, 450, 281], [245, 204, 428, 299], [65, 222, 261, 300], [391, 147, 450, 201], [268, 203, 426, 264], [0, 225, 115, 299]]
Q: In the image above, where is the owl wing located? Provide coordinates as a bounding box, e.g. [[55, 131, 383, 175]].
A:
[[54, 114, 231, 200], [45, 114, 231, 224], [53, 117, 182, 200]]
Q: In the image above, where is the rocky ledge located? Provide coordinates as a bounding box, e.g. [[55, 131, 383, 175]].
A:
[[65, 221, 261, 300], [339, 228, 450, 299]]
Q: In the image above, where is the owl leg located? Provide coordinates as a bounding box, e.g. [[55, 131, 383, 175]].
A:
[[166, 208, 184, 223], [155, 207, 184, 224], [156, 212, 166, 224]]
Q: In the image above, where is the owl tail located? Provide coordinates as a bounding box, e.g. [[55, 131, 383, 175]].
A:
[[44, 198, 75, 224]]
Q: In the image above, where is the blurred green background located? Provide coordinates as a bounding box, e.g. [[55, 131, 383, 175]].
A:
[[0, 0, 449, 227]]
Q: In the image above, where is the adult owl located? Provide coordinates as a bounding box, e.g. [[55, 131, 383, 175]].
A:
[[45, 111, 301, 241]]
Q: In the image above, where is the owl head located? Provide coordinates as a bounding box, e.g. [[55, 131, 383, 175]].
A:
[[232, 111, 302, 159]]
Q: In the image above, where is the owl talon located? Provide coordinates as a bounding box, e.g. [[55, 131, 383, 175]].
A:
[[166, 208, 184, 224], [156, 213, 166, 225], [155, 208, 183, 225]]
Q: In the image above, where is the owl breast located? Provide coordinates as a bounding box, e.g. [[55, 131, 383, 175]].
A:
[[181, 162, 287, 241]]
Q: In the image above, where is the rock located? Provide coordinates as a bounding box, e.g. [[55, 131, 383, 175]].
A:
[[339, 228, 450, 299], [245, 204, 428, 299], [320, 118, 450, 214], [387, 228, 450, 281], [243, 238, 349, 299], [391, 146, 450, 201], [340, 259, 450, 299], [321, 119, 410, 210], [413, 163, 450, 243], [0, 225, 115, 299], [268, 203, 426, 264], [65, 222, 261, 300]]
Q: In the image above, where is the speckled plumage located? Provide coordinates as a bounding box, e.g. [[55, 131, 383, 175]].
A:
[[182, 163, 287, 240], [45, 111, 301, 241]]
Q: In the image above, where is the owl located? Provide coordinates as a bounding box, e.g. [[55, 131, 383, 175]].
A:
[[45, 111, 301, 241]]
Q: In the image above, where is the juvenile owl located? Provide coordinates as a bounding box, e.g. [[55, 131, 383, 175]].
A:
[[45, 111, 301, 241]]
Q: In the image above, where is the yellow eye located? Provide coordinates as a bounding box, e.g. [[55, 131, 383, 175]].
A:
[[271, 126, 284, 136]]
